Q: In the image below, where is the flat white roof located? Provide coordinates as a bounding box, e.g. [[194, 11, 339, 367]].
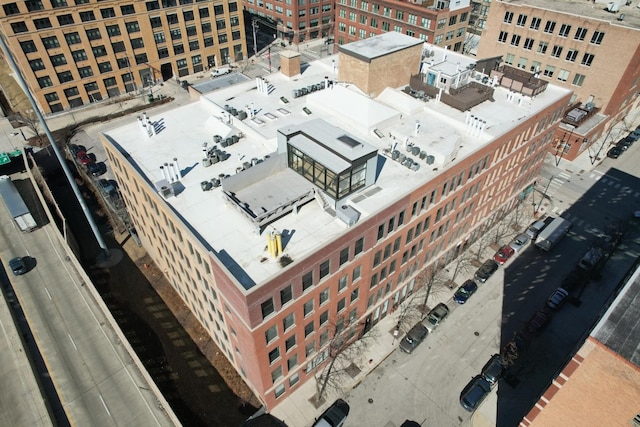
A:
[[103, 53, 571, 290], [338, 31, 423, 62]]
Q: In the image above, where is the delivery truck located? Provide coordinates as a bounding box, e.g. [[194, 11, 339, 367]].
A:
[[0, 175, 37, 232], [534, 217, 571, 251]]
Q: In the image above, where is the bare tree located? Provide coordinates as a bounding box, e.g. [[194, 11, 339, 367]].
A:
[[416, 263, 450, 313], [448, 252, 475, 288], [17, 109, 41, 144], [471, 230, 493, 262], [313, 319, 379, 403]]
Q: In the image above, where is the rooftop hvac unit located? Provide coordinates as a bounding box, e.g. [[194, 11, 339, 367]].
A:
[[202, 157, 212, 167], [213, 134, 222, 143], [403, 158, 414, 168], [232, 135, 239, 144], [292, 89, 300, 98], [412, 146, 420, 156], [398, 154, 406, 163], [336, 204, 361, 227], [155, 179, 174, 198], [410, 162, 421, 171], [230, 108, 238, 116], [211, 178, 221, 188], [607, 2, 620, 12], [617, 13, 625, 20], [419, 150, 427, 159], [201, 180, 213, 191], [237, 110, 247, 120], [426, 155, 435, 165], [392, 150, 400, 160], [243, 161, 252, 170]]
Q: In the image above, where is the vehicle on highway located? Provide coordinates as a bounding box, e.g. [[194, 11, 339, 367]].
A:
[[546, 287, 569, 309], [312, 398, 350, 427], [459, 375, 491, 412], [474, 259, 499, 283], [76, 150, 93, 165], [8, 257, 27, 275], [607, 146, 623, 159], [426, 303, 449, 332], [98, 179, 116, 195], [509, 233, 530, 252], [453, 280, 478, 304], [87, 162, 107, 177], [481, 354, 504, 386], [526, 309, 550, 335], [629, 128, 640, 141], [577, 247, 605, 272], [493, 245, 515, 265], [534, 217, 572, 252], [399, 322, 429, 354]]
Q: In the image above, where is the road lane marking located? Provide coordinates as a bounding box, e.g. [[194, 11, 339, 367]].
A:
[[68, 334, 78, 351], [99, 395, 112, 417]]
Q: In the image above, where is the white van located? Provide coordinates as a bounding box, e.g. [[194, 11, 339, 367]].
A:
[[211, 67, 231, 77]]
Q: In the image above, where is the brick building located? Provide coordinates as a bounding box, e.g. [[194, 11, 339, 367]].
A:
[[0, 0, 247, 114], [100, 33, 570, 409], [477, 0, 640, 161], [244, 0, 471, 52]]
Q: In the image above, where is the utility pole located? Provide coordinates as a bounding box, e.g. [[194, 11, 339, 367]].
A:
[[252, 18, 258, 58]]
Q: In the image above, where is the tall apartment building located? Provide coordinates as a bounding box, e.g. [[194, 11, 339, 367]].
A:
[[100, 33, 570, 409], [477, 0, 640, 160], [244, 0, 471, 51], [0, 0, 247, 114]]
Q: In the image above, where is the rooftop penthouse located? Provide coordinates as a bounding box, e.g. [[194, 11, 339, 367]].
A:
[[102, 34, 571, 290]]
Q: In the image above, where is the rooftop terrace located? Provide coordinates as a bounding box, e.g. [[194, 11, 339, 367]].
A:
[[103, 53, 570, 291]]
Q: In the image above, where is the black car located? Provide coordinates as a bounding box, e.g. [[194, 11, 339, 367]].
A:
[[8, 257, 27, 276], [459, 375, 491, 412], [474, 259, 499, 283], [312, 398, 350, 427], [399, 322, 429, 354], [87, 162, 107, 177], [607, 146, 623, 159], [481, 354, 504, 385], [616, 137, 633, 150], [453, 280, 478, 304]]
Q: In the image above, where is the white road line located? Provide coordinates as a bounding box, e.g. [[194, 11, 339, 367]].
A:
[[68, 334, 78, 351], [99, 395, 112, 417], [558, 172, 571, 179], [44, 287, 52, 300]]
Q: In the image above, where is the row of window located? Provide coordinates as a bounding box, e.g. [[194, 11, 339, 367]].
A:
[[503, 54, 587, 87], [498, 32, 596, 67], [503, 11, 605, 45]]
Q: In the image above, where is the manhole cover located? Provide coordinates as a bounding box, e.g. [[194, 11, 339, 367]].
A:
[[368, 398, 374, 404], [474, 331, 480, 336]]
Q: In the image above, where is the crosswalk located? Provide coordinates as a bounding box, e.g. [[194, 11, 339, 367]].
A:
[[548, 172, 572, 191]]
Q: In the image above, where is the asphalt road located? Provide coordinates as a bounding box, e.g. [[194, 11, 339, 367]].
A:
[[0, 175, 177, 427]]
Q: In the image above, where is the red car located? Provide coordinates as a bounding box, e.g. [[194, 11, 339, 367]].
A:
[[493, 245, 515, 265], [76, 150, 93, 165]]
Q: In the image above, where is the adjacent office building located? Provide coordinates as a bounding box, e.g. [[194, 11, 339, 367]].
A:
[[100, 32, 570, 409], [0, 0, 247, 114], [477, 0, 640, 160]]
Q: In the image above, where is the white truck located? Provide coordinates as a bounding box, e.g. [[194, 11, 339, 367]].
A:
[[211, 67, 231, 78], [534, 217, 571, 251], [0, 175, 37, 232]]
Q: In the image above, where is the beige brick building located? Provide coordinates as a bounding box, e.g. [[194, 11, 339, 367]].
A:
[[100, 34, 571, 409], [477, 0, 640, 160], [0, 0, 247, 114]]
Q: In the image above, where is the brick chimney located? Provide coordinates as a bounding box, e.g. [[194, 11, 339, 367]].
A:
[[279, 50, 301, 78]]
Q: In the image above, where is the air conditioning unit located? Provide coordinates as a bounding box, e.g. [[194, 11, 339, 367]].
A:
[[154, 179, 174, 199]]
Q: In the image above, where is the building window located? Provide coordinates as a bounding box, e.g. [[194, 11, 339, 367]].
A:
[[265, 325, 278, 343], [98, 62, 112, 73], [261, 298, 275, 319], [302, 271, 313, 291], [274, 383, 285, 398], [120, 4, 135, 15], [86, 28, 101, 40], [354, 238, 364, 256], [504, 54, 514, 65], [71, 50, 87, 62], [304, 321, 314, 337], [29, 59, 45, 71], [79, 11, 95, 22], [303, 299, 314, 317], [537, 41, 548, 54], [280, 285, 293, 305], [517, 57, 527, 69], [126, 21, 141, 33], [543, 65, 555, 78], [107, 25, 122, 36], [285, 335, 296, 351], [590, 31, 605, 45], [574, 27, 587, 41], [268, 347, 280, 364], [25, 1, 45, 11], [57, 14, 74, 26], [566, 49, 578, 62], [50, 54, 67, 66], [530, 61, 541, 73], [551, 45, 563, 58], [558, 24, 571, 37], [572, 73, 585, 87], [448, 15, 456, 25], [544, 20, 556, 34], [57, 71, 73, 82], [557, 69, 569, 82], [305, 342, 315, 357], [92, 46, 107, 57], [516, 14, 527, 27], [337, 297, 346, 312], [339, 248, 349, 266], [510, 34, 521, 46], [581, 53, 594, 66], [34, 18, 53, 29], [283, 313, 295, 330], [42, 36, 61, 49], [523, 38, 534, 50], [319, 260, 330, 280], [319, 288, 329, 306], [530, 17, 541, 30], [11, 22, 28, 34], [150, 16, 163, 28], [20, 40, 38, 53], [339, 274, 348, 291], [350, 287, 359, 302], [352, 265, 361, 282], [37, 77, 53, 88], [503, 11, 513, 24], [101, 8, 116, 18]]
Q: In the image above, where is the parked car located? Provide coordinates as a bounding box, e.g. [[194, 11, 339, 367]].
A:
[[616, 137, 633, 150], [509, 233, 530, 252], [481, 354, 504, 386], [474, 259, 499, 283], [87, 162, 107, 177], [526, 309, 550, 335], [426, 303, 449, 332], [459, 375, 492, 412], [493, 245, 515, 265], [607, 146, 623, 159], [399, 322, 429, 354], [68, 143, 86, 156], [546, 287, 569, 309], [8, 257, 27, 276], [577, 247, 605, 272], [628, 129, 640, 141], [98, 179, 116, 195], [525, 218, 551, 240], [453, 280, 478, 304], [76, 150, 93, 165], [312, 398, 350, 427]]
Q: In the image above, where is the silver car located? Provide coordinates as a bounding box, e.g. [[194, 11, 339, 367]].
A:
[[509, 233, 530, 252]]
